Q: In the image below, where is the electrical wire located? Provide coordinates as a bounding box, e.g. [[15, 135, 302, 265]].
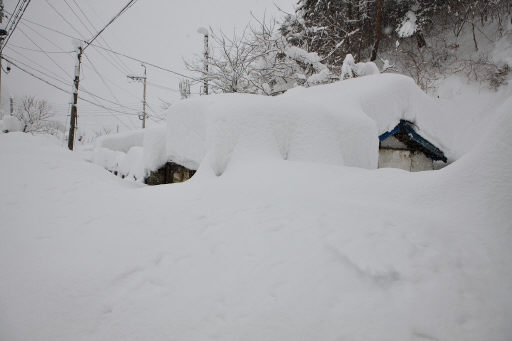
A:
[[43, 0, 84, 38], [1, 0, 31, 51], [19, 20, 72, 53], [3, 53, 70, 87], [5, 0, 23, 29], [17, 27, 73, 79], [8, 12, 78, 40], [6, 43, 73, 54], [64, 0, 135, 78], [147, 80, 180, 92], [63, 0, 95, 36], [70, 0, 134, 75], [3, 46, 69, 84], [6, 12, 201, 82], [79, 86, 139, 114], [83, 52, 121, 103], [90, 44, 202, 81], [2, 56, 138, 121], [84, 0, 138, 51]]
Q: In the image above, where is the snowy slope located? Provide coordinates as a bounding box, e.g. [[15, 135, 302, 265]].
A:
[[1, 80, 511, 341]]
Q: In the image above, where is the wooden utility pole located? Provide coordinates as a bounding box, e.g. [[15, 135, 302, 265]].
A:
[[64, 0, 138, 150], [203, 33, 208, 95], [127, 64, 147, 128], [142, 65, 147, 128], [197, 27, 209, 95], [0, 0, 4, 111], [68, 46, 83, 150]]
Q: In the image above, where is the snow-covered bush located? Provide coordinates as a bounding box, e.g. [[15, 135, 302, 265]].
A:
[[0, 115, 23, 133], [93, 126, 167, 182], [341, 54, 380, 80], [13, 96, 62, 135]]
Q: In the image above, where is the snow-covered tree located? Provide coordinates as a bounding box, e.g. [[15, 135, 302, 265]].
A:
[[185, 17, 333, 95], [13, 96, 61, 135], [280, 0, 390, 67]]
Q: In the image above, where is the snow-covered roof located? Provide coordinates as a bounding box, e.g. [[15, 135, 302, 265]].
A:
[[379, 120, 447, 162], [165, 74, 448, 175]]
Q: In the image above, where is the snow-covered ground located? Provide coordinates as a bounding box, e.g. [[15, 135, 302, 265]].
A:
[[1, 73, 512, 341]]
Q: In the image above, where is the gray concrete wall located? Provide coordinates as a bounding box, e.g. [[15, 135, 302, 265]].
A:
[[378, 149, 434, 172]]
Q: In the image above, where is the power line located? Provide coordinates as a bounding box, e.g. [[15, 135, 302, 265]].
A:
[[9, 12, 79, 40], [17, 27, 73, 79], [1, 0, 31, 51], [69, 0, 99, 35], [19, 19, 72, 53], [4, 48, 70, 83], [147, 80, 180, 92], [82, 51, 121, 104], [79, 86, 139, 114], [90, 44, 201, 81], [44, 0, 84, 38], [69, 0, 134, 75], [63, 0, 95, 36], [5, 0, 23, 29], [6, 12, 200, 82], [84, 0, 138, 51], [6, 42, 73, 54], [2, 56, 138, 120], [3, 53, 70, 86]]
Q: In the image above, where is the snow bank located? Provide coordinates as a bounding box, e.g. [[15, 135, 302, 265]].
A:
[[341, 54, 380, 79], [166, 74, 452, 174], [95, 130, 145, 153], [0, 115, 23, 132], [93, 126, 166, 181], [436, 75, 512, 159], [1, 90, 511, 340]]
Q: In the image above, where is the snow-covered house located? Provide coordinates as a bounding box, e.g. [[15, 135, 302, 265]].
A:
[[378, 120, 447, 171], [93, 74, 452, 183]]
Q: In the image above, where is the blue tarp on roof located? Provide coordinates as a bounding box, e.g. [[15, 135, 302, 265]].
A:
[[379, 120, 447, 162]]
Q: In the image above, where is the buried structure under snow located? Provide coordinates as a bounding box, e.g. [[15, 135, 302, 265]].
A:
[[145, 162, 196, 185], [378, 120, 447, 172]]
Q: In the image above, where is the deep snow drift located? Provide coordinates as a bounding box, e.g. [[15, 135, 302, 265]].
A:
[[165, 74, 449, 175], [1, 74, 512, 341], [94, 74, 463, 181]]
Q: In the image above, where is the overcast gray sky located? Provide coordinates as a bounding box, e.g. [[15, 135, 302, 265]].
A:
[[1, 0, 295, 134]]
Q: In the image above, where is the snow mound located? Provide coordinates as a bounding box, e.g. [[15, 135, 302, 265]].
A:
[[93, 126, 166, 181], [166, 91, 378, 175], [95, 130, 145, 153], [166, 74, 449, 174], [0, 115, 23, 132], [341, 54, 380, 79]]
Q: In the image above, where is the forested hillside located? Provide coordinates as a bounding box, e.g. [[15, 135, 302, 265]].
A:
[[186, 0, 511, 94]]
